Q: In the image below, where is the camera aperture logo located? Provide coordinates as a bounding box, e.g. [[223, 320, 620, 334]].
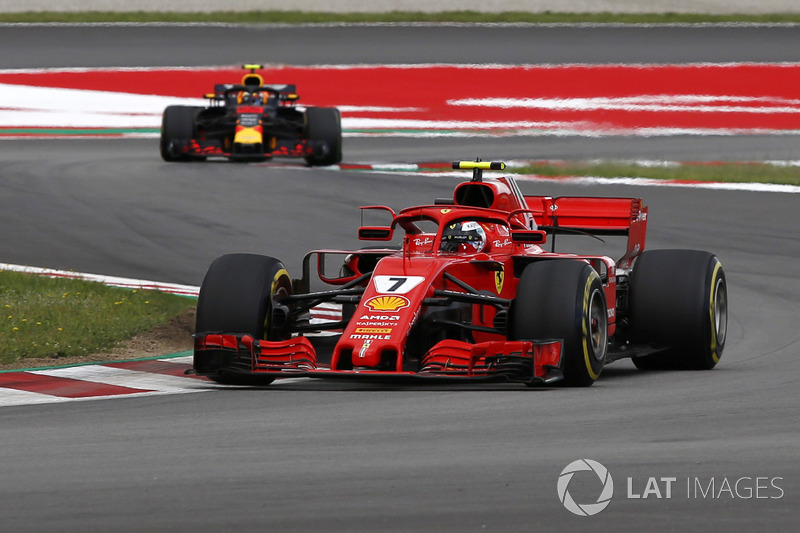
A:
[[557, 459, 614, 516]]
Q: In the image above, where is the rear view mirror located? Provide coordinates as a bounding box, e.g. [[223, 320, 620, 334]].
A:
[[358, 227, 394, 241], [511, 230, 547, 244], [358, 205, 396, 241]]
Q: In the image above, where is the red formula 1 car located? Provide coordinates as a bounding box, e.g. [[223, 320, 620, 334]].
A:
[[160, 64, 342, 166], [193, 161, 728, 387]]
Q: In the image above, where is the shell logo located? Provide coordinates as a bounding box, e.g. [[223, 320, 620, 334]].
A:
[[365, 295, 410, 312]]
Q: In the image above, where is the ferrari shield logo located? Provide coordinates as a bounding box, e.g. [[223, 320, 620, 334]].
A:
[[494, 267, 504, 294]]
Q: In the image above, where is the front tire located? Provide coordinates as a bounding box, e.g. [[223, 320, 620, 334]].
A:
[[304, 107, 342, 166], [629, 250, 727, 370], [511, 260, 608, 387], [160, 105, 205, 162], [195, 254, 293, 385]]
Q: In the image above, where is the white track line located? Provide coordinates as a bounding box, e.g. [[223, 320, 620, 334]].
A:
[[30, 365, 216, 393]]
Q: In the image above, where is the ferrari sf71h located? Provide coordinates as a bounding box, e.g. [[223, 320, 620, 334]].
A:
[[160, 64, 342, 166], [193, 161, 728, 387]]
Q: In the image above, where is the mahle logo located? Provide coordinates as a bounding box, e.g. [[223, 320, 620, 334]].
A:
[[557, 459, 614, 516]]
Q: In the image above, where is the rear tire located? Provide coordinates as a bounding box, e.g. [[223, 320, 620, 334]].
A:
[[160, 106, 205, 162], [629, 250, 727, 370], [511, 260, 608, 387], [304, 107, 342, 166], [195, 254, 293, 385]]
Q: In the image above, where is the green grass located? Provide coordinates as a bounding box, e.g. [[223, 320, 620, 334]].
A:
[[0, 270, 195, 365], [2, 11, 800, 24], [508, 161, 800, 186]]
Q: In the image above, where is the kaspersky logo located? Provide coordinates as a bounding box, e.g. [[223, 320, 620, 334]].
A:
[[557, 459, 614, 516], [364, 295, 409, 312]]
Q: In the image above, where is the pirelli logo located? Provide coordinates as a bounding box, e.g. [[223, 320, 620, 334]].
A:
[[354, 327, 393, 334]]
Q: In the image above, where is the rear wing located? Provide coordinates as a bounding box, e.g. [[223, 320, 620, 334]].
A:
[[206, 83, 299, 102], [525, 196, 648, 269], [213, 83, 297, 94]]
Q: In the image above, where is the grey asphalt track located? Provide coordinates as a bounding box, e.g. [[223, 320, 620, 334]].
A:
[[2, 0, 798, 14], [2, 23, 800, 68], [1, 25, 799, 532]]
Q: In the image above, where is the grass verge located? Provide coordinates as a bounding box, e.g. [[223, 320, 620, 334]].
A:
[[2, 11, 800, 24], [507, 161, 800, 186], [0, 270, 195, 366]]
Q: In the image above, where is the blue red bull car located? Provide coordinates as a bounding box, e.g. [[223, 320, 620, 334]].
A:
[[160, 64, 341, 166], [193, 161, 728, 387]]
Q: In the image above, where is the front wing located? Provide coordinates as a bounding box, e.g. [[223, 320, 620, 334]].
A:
[[194, 334, 563, 386], [183, 138, 316, 159]]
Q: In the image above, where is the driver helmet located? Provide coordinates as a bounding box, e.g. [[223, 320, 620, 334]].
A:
[[440, 221, 486, 253]]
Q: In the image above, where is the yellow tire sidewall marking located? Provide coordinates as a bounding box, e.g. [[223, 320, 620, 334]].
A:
[[264, 267, 290, 337], [272, 268, 290, 295], [709, 261, 723, 364], [582, 270, 601, 381]]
